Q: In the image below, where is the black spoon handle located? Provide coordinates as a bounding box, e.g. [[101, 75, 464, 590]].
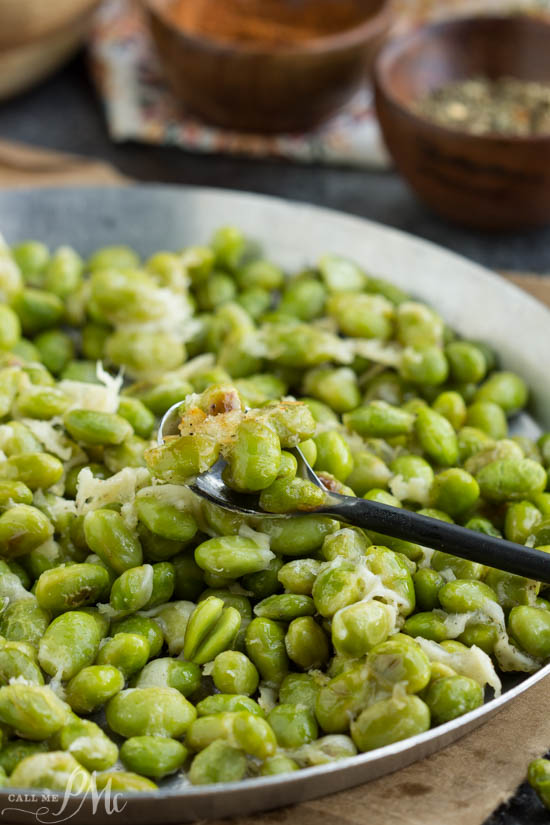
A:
[[322, 495, 550, 584]]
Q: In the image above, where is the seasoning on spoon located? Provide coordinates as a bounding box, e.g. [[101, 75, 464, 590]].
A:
[[415, 76, 550, 137]]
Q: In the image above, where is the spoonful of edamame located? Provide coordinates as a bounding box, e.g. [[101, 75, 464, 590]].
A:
[[158, 400, 550, 585]]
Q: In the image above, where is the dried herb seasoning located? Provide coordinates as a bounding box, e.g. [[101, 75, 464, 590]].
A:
[[415, 76, 550, 136]]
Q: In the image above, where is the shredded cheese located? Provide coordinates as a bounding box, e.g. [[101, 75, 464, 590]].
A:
[[75, 466, 150, 515], [415, 637, 502, 697], [58, 362, 123, 415], [20, 417, 74, 461]]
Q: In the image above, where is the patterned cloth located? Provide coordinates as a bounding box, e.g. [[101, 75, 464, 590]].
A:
[[88, 0, 550, 169]]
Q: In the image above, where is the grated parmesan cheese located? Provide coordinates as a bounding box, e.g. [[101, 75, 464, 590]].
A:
[[20, 417, 73, 461], [238, 523, 272, 554], [389, 474, 431, 505], [352, 339, 403, 367], [258, 684, 277, 714], [415, 637, 502, 697], [58, 362, 123, 415], [76, 466, 150, 515]]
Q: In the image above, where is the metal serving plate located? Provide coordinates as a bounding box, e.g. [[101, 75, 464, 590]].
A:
[[0, 185, 550, 824]]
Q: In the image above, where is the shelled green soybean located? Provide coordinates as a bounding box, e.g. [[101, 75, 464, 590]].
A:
[[0, 227, 548, 792]]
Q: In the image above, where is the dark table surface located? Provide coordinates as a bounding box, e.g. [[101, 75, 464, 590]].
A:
[[0, 52, 550, 825]]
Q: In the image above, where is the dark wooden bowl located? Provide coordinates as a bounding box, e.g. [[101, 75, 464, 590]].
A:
[[144, 0, 391, 133], [374, 15, 550, 231]]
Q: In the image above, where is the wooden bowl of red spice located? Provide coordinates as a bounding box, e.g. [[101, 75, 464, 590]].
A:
[[374, 14, 550, 230], [144, 0, 391, 133]]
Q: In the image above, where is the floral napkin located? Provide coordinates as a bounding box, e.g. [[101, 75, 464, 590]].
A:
[[88, 0, 550, 170]]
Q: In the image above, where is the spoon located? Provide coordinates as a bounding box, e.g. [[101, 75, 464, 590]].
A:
[[159, 401, 550, 584]]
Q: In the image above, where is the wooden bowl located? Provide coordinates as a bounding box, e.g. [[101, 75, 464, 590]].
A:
[[374, 15, 550, 231], [144, 0, 391, 133], [0, 0, 100, 101], [0, 0, 99, 50]]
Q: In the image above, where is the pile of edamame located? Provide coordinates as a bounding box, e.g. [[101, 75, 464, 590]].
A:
[[0, 226, 550, 794]]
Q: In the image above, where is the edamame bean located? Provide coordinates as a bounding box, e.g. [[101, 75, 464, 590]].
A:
[[133, 658, 200, 696], [57, 717, 118, 771], [245, 617, 288, 687], [189, 740, 247, 785], [415, 406, 458, 466], [39, 611, 102, 680], [285, 616, 330, 670], [183, 597, 241, 665], [95, 771, 158, 792], [120, 736, 187, 779], [111, 615, 164, 658], [65, 665, 124, 714], [0, 684, 69, 739], [0, 600, 50, 646], [186, 711, 276, 760], [475, 371, 528, 414], [35, 563, 110, 613], [195, 535, 274, 579], [508, 606, 550, 658], [225, 418, 281, 492], [344, 402, 414, 439], [196, 695, 264, 717], [476, 458, 546, 502], [212, 651, 259, 696], [9, 752, 91, 792], [268, 704, 318, 748], [332, 600, 395, 658], [351, 696, 430, 751], [315, 663, 374, 733], [367, 636, 431, 694], [83, 509, 143, 573], [0, 740, 49, 775], [106, 687, 196, 738], [136, 497, 198, 545], [96, 633, 151, 677]]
